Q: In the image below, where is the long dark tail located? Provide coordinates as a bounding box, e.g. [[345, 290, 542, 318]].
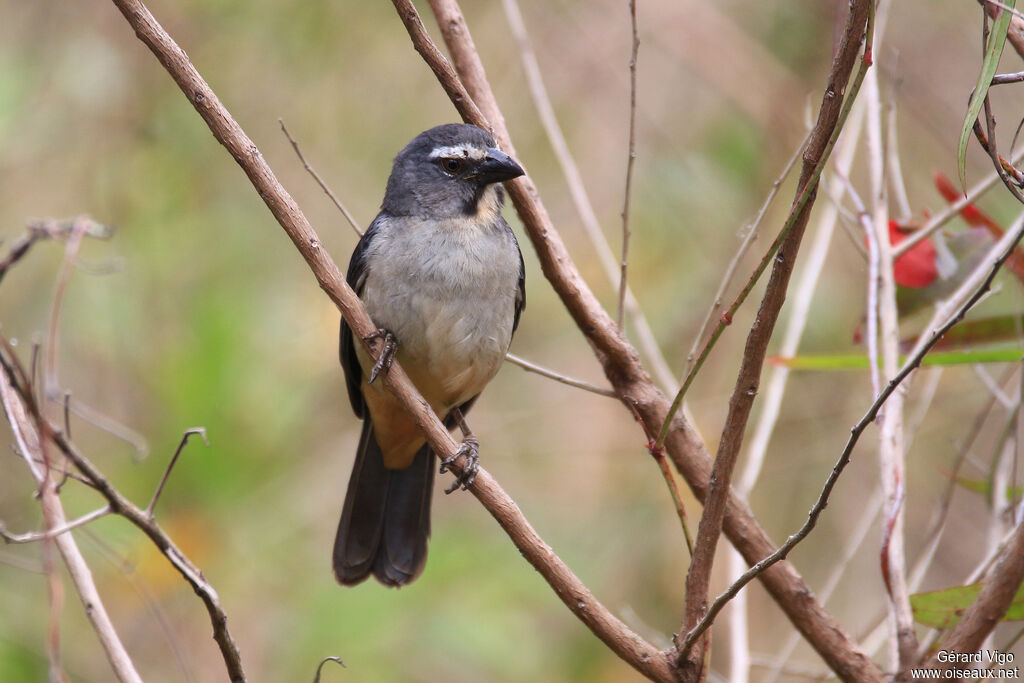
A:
[[333, 420, 434, 587]]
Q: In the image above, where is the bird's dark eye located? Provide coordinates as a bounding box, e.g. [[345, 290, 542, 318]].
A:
[[439, 157, 463, 175]]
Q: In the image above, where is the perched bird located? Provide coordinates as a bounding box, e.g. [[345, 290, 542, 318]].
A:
[[333, 124, 526, 587]]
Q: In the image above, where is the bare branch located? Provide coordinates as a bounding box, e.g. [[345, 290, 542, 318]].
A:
[[278, 119, 363, 237], [842, 174, 882, 398], [44, 218, 88, 400], [0, 339, 247, 683], [689, 192, 1024, 672], [685, 132, 807, 373], [500, 0, 679, 395], [616, 0, 639, 330], [864, 60, 918, 669], [145, 428, 208, 517], [0, 354, 142, 683], [312, 656, 346, 683], [893, 150, 1024, 258], [65, 395, 149, 457], [504, 353, 617, 398], [412, 0, 884, 678], [677, 4, 874, 672], [0, 216, 112, 286], [1, 506, 111, 544], [939, 519, 1024, 666], [886, 99, 913, 221], [107, 0, 672, 679]]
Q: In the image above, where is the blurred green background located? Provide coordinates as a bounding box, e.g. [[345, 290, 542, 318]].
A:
[[2, 1, 1024, 681]]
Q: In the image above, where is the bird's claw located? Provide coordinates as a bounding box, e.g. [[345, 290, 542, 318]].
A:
[[440, 436, 479, 494], [365, 329, 397, 384]]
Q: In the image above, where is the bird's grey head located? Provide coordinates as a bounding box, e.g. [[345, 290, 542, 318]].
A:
[[380, 124, 525, 220]]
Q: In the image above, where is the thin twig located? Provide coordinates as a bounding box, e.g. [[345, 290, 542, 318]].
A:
[[34, 218, 149, 458], [504, 353, 616, 398], [145, 428, 208, 517], [278, 119, 363, 237], [420, 0, 884, 678], [677, 4, 875, 669], [39, 220, 91, 683], [657, 10, 873, 453], [893, 152, 1024, 258], [653, 450, 693, 558], [0, 354, 142, 683], [44, 218, 88, 401], [108, 1, 672, 679], [886, 98, 913, 221], [62, 392, 71, 439], [0, 338, 246, 683], [83, 529, 198, 683], [617, 0, 639, 331], [976, 364, 1015, 410], [0, 216, 112, 286], [626, 399, 693, 556], [864, 60, 918, 669], [685, 197, 1024, 662], [843, 174, 882, 399], [761, 489, 886, 683], [312, 656, 346, 683], [0, 231, 45, 286], [1, 506, 111, 544], [685, 132, 808, 372], [499, 0, 679, 395], [939, 519, 1024, 666], [656, 89, 858, 452], [66, 396, 149, 457], [733, 103, 868, 683]]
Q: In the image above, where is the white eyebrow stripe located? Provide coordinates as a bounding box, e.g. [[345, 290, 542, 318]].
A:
[[428, 144, 487, 160]]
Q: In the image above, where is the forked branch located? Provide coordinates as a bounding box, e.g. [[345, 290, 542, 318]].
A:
[[410, 0, 883, 679], [107, 0, 673, 679]]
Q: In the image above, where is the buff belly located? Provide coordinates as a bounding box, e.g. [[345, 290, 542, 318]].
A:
[[355, 215, 519, 470]]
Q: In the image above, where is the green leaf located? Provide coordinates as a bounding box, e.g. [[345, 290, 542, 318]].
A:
[[925, 313, 1024, 350], [946, 473, 1024, 500], [770, 347, 1024, 370], [958, 2, 1015, 189], [911, 583, 1024, 629]]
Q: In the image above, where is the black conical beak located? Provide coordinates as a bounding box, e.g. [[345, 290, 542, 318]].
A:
[[476, 147, 525, 185]]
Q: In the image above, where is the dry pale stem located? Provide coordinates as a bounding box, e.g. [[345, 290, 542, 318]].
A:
[[111, 0, 672, 679], [939, 519, 1024, 666], [419, 0, 882, 680], [677, 1, 873, 676], [0, 360, 142, 683]]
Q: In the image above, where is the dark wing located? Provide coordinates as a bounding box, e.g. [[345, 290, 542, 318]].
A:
[[339, 217, 382, 419], [509, 221, 526, 335]]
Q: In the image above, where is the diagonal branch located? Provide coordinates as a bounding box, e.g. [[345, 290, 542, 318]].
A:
[[617, 0, 640, 330], [0, 339, 246, 683], [107, 0, 673, 679], [678, 3, 873, 672], [413, 0, 884, 680], [500, 0, 679, 394], [939, 518, 1024, 666], [0, 355, 141, 683]]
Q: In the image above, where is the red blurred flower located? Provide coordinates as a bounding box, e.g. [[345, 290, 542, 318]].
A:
[[888, 220, 938, 288]]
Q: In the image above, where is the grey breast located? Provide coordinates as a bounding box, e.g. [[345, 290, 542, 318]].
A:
[[360, 215, 519, 407]]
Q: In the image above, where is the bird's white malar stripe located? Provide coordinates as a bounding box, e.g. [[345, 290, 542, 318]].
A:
[[428, 144, 487, 161]]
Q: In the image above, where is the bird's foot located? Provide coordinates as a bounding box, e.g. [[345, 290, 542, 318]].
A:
[[440, 436, 479, 494], [365, 329, 397, 384]]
